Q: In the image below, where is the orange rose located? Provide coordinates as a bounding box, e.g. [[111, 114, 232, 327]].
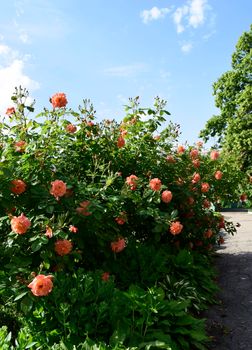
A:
[[192, 173, 201, 184], [126, 175, 139, 190], [192, 159, 200, 168], [6, 107, 15, 115], [210, 150, 219, 160], [177, 145, 185, 154], [66, 124, 77, 133], [50, 92, 68, 108], [166, 155, 176, 163], [149, 178, 162, 191], [190, 149, 199, 159], [201, 182, 210, 193], [161, 190, 173, 203], [54, 239, 73, 256], [10, 179, 26, 195], [11, 213, 31, 234], [50, 180, 67, 198], [28, 274, 53, 296], [101, 272, 110, 281], [214, 170, 223, 180], [117, 135, 125, 148], [170, 221, 183, 235], [111, 238, 126, 253]]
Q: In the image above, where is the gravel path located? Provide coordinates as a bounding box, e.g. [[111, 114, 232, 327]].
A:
[[205, 211, 252, 350]]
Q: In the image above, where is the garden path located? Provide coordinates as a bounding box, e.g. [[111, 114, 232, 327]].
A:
[[205, 211, 252, 350]]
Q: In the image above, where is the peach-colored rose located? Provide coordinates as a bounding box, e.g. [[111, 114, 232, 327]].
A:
[[190, 149, 199, 159], [28, 274, 53, 297], [120, 129, 127, 137], [203, 199, 211, 208], [101, 272, 110, 281], [166, 155, 176, 163], [111, 238, 126, 253], [149, 178, 162, 191], [126, 175, 139, 190], [192, 159, 200, 168], [210, 150, 219, 160], [69, 225, 78, 233], [66, 124, 77, 133], [45, 226, 53, 238], [50, 92, 68, 108], [196, 141, 203, 148], [76, 200, 92, 216], [50, 180, 67, 198], [161, 190, 173, 203], [10, 179, 26, 195], [204, 229, 213, 239], [117, 136, 125, 148], [192, 173, 201, 184], [201, 182, 210, 193], [177, 145, 185, 154], [214, 170, 223, 180], [115, 212, 127, 225], [6, 107, 15, 115], [14, 140, 26, 152], [170, 221, 183, 235], [54, 239, 73, 256], [11, 213, 31, 234]]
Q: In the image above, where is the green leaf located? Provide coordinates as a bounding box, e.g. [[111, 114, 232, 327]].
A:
[[139, 340, 171, 349], [31, 240, 43, 252], [14, 291, 28, 301], [25, 342, 38, 349], [20, 297, 33, 314]]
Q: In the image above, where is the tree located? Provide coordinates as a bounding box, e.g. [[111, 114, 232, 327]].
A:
[[200, 24, 252, 174]]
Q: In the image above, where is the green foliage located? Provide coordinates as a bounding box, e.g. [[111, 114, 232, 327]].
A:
[[200, 24, 252, 184], [0, 87, 239, 349]]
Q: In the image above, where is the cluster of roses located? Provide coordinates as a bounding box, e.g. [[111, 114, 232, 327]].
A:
[[5, 92, 243, 300]]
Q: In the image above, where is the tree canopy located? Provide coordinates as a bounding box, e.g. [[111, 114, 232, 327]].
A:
[[200, 24, 252, 174]]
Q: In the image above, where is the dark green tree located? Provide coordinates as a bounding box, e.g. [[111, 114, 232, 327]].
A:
[[200, 24, 252, 174]]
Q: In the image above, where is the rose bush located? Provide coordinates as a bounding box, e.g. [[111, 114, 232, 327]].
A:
[[0, 87, 244, 349]]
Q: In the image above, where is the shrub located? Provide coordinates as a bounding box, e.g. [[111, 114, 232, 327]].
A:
[[0, 87, 241, 348]]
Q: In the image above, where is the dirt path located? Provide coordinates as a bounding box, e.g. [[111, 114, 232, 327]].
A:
[[205, 211, 252, 350]]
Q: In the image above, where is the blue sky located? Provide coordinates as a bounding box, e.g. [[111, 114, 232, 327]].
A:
[[0, 0, 251, 145]]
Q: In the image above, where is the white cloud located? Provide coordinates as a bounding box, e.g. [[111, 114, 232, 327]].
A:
[[19, 31, 30, 44], [189, 0, 207, 28], [181, 42, 193, 53], [0, 44, 11, 56], [104, 63, 148, 77], [141, 6, 171, 24], [173, 6, 189, 33], [173, 0, 208, 33], [0, 44, 39, 115]]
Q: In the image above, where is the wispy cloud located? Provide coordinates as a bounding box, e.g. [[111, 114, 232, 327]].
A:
[[173, 0, 208, 33], [189, 0, 207, 28], [104, 63, 149, 77], [141, 6, 171, 24], [181, 42, 193, 53], [0, 44, 39, 114], [173, 6, 189, 33]]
